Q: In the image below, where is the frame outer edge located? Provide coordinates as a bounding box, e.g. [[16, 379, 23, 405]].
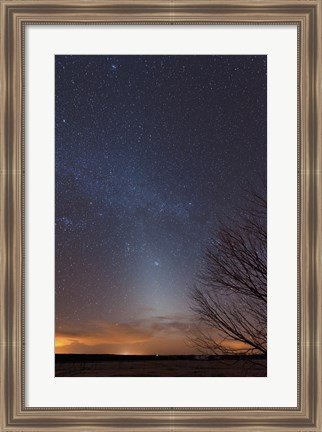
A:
[[301, 2, 321, 430], [0, 2, 9, 432], [0, 0, 321, 431], [314, 2, 322, 432]]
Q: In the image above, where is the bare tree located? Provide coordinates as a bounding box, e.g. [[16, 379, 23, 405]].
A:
[[189, 191, 267, 356]]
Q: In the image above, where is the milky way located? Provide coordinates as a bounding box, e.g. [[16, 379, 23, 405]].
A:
[[55, 55, 266, 354]]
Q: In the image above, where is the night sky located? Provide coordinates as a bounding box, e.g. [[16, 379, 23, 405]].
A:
[[55, 55, 266, 355]]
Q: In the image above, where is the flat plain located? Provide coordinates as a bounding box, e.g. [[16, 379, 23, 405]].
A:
[[55, 354, 267, 377]]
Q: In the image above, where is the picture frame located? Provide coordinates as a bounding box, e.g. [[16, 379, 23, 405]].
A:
[[0, 0, 321, 430]]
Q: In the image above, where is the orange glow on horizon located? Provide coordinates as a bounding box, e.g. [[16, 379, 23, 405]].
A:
[[55, 319, 253, 355]]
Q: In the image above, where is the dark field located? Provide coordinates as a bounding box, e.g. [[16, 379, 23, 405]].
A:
[[55, 354, 267, 377]]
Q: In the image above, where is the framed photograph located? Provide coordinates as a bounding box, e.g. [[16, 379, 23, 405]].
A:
[[0, 0, 321, 430], [54, 53, 268, 379]]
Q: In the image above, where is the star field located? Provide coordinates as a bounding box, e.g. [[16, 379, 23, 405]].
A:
[[55, 55, 266, 355]]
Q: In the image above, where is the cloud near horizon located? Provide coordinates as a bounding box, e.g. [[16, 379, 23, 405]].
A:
[[55, 315, 194, 355]]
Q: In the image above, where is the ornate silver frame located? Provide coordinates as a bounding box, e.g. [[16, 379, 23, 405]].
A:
[[0, 1, 321, 430]]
